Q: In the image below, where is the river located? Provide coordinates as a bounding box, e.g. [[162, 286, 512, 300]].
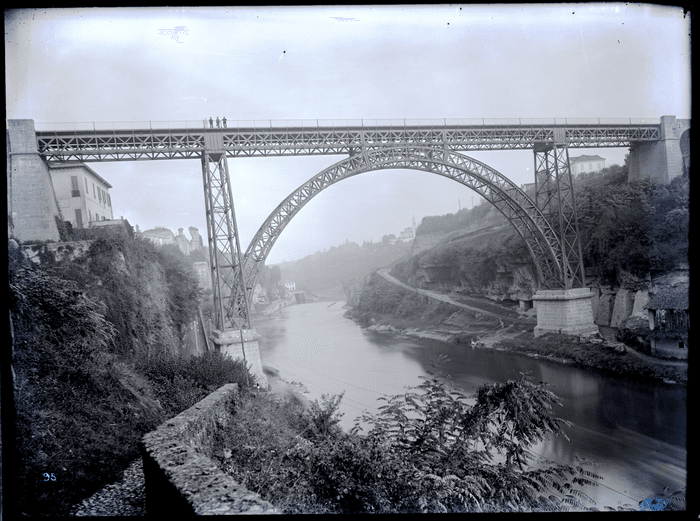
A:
[[255, 300, 687, 511]]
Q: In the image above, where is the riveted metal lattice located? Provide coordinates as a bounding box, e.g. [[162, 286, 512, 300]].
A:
[[239, 145, 568, 316], [36, 120, 661, 162], [533, 140, 586, 289], [201, 150, 251, 330]]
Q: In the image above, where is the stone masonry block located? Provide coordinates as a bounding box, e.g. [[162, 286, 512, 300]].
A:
[[631, 290, 649, 317], [594, 289, 615, 326], [610, 289, 636, 328], [140, 384, 280, 515], [533, 288, 598, 337]]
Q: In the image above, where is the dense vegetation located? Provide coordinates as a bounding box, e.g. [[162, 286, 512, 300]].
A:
[[218, 362, 608, 513], [8, 234, 253, 516], [389, 163, 689, 290], [575, 165, 689, 282]]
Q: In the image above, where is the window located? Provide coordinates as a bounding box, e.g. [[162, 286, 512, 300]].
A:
[[70, 176, 80, 197], [93, 184, 96, 197], [75, 209, 83, 228], [88, 210, 92, 222], [678, 341, 685, 349], [98, 188, 102, 204], [107, 194, 111, 207], [85, 178, 89, 192]]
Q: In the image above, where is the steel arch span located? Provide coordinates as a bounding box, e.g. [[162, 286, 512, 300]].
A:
[[236, 146, 569, 311]]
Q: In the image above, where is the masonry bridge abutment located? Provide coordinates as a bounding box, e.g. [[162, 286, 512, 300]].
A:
[[8, 116, 688, 383]]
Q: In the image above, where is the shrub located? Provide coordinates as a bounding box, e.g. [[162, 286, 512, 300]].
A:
[[9, 245, 161, 516], [217, 358, 602, 513], [136, 350, 252, 417]]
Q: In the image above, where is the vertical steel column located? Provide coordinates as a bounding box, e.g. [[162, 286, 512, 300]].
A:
[[533, 132, 586, 290], [201, 145, 251, 331]]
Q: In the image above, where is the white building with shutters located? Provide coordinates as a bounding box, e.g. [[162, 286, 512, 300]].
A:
[[569, 155, 606, 177], [49, 163, 113, 229]]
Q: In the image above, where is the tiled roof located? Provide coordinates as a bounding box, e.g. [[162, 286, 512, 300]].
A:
[[646, 285, 689, 310], [569, 155, 605, 162], [50, 162, 113, 188]]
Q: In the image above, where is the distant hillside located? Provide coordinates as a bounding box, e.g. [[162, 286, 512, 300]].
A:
[[387, 163, 689, 301], [276, 238, 413, 299]]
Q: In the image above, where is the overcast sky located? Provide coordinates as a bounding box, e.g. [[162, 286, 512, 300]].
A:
[[6, 5, 691, 264]]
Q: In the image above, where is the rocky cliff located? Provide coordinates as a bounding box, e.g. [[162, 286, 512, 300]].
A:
[[392, 203, 538, 302]]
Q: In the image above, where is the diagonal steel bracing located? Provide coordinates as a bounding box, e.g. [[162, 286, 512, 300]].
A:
[[533, 142, 586, 289], [201, 150, 251, 330], [36, 119, 661, 162]]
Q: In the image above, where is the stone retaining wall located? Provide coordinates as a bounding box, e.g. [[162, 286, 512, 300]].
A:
[[139, 384, 279, 515], [591, 286, 650, 328]]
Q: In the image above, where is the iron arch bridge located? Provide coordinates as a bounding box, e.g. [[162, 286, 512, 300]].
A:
[[29, 117, 665, 330], [238, 146, 569, 318]]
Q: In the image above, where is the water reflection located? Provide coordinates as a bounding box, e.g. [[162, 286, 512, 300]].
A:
[[255, 301, 686, 509]]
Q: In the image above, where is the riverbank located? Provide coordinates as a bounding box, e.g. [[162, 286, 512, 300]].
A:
[[261, 364, 313, 409], [355, 312, 687, 387]]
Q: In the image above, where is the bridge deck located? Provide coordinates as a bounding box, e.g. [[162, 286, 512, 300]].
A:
[[34, 118, 661, 162]]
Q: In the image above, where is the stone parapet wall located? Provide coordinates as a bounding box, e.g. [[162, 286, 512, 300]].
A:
[[22, 240, 94, 264], [139, 384, 279, 515]]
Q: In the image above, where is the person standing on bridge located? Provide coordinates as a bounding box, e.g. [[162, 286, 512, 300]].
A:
[[209, 117, 214, 128], [216, 117, 220, 128], [222, 117, 227, 128]]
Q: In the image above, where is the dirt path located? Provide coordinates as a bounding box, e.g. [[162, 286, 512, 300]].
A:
[[377, 268, 520, 324]]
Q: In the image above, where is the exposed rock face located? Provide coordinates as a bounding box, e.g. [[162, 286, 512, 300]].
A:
[[610, 289, 636, 327], [393, 202, 688, 340], [394, 221, 538, 302]]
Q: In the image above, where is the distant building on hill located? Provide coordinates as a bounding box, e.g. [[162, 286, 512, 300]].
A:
[[49, 163, 113, 229], [569, 154, 606, 177], [400, 226, 414, 242], [140, 226, 205, 256], [284, 282, 296, 291]]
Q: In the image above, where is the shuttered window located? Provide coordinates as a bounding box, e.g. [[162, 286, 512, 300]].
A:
[[75, 209, 83, 228], [71, 176, 80, 197]]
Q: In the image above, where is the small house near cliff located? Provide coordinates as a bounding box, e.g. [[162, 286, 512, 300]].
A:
[[569, 154, 606, 177], [49, 163, 113, 229], [645, 285, 689, 359]]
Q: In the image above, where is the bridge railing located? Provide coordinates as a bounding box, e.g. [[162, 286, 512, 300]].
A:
[[35, 120, 208, 132], [34, 117, 661, 133]]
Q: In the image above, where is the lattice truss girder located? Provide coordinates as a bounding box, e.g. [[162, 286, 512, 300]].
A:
[[36, 124, 660, 161], [237, 145, 569, 314], [533, 144, 586, 290], [201, 152, 251, 330]]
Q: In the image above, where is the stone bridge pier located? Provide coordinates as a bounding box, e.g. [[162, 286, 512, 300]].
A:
[[209, 329, 268, 387], [628, 115, 690, 183], [532, 288, 598, 338]]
